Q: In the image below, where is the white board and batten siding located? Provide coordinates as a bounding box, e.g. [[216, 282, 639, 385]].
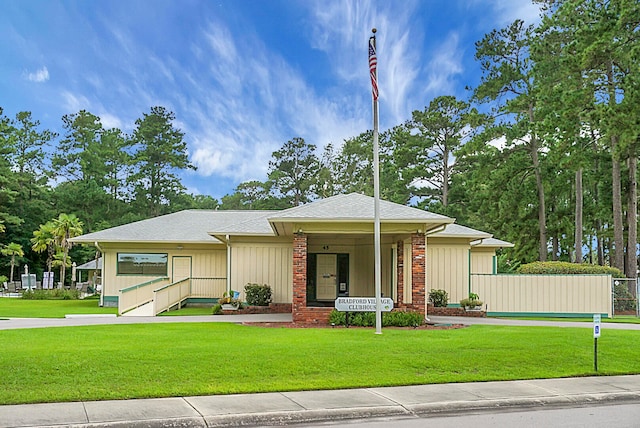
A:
[[230, 243, 293, 304], [472, 274, 612, 317], [427, 242, 469, 306]]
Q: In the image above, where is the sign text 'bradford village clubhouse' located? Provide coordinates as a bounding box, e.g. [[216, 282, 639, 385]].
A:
[[334, 297, 394, 312]]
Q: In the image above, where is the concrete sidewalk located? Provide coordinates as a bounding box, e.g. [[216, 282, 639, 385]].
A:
[[1, 375, 639, 427]]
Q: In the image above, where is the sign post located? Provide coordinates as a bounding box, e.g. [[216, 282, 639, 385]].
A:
[[593, 314, 601, 372]]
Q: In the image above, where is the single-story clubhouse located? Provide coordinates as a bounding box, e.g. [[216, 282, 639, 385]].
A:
[[72, 193, 516, 322]]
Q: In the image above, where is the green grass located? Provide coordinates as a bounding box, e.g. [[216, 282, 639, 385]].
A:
[[0, 298, 117, 318], [158, 306, 213, 316], [498, 316, 640, 324], [0, 323, 639, 405]]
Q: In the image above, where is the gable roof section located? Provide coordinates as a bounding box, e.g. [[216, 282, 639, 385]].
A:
[[472, 237, 515, 248], [71, 210, 270, 244], [267, 193, 453, 236], [270, 193, 451, 222], [429, 224, 492, 240]]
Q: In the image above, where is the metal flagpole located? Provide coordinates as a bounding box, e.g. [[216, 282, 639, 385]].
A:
[[370, 29, 382, 334]]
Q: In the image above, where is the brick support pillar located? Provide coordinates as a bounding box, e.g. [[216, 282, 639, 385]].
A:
[[292, 233, 308, 323], [411, 233, 426, 316], [396, 240, 404, 308]]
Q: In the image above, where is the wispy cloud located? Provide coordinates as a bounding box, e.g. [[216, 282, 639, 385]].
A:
[[25, 66, 49, 82], [423, 32, 463, 98]]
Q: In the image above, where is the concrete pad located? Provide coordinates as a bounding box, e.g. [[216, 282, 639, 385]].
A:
[[65, 314, 117, 318], [283, 389, 398, 410], [83, 397, 199, 423], [186, 392, 304, 416], [527, 377, 629, 395], [0, 402, 87, 428], [456, 380, 554, 399], [370, 383, 483, 405]]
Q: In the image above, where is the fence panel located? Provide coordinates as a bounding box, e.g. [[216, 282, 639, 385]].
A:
[[471, 274, 612, 317], [612, 278, 639, 317]]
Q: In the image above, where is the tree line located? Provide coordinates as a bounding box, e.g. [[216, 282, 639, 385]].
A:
[[1, 0, 639, 284]]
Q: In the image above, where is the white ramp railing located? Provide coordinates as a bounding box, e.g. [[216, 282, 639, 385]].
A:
[[153, 278, 191, 315], [118, 277, 169, 315]]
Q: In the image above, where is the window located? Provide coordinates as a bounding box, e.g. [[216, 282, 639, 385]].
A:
[[117, 253, 168, 275]]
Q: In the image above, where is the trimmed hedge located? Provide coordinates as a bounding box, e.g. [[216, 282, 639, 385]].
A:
[[244, 283, 272, 306], [516, 261, 623, 277], [428, 289, 448, 307], [328, 309, 423, 327], [21, 289, 80, 300]]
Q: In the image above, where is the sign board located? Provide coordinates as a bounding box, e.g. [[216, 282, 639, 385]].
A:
[[42, 272, 54, 289], [593, 314, 601, 338], [21, 274, 36, 290], [335, 297, 394, 312]]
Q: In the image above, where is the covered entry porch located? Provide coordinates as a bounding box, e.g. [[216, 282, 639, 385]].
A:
[[291, 231, 431, 323]]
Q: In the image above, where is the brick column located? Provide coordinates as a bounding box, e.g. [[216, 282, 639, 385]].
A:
[[396, 240, 404, 308], [411, 233, 426, 316], [292, 233, 307, 323]]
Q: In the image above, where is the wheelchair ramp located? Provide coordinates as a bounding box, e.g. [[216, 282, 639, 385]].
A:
[[122, 301, 154, 317]]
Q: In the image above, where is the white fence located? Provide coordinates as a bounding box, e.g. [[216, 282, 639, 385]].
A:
[[471, 274, 612, 317]]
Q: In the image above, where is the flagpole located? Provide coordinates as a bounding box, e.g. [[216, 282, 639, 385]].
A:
[[370, 28, 382, 335]]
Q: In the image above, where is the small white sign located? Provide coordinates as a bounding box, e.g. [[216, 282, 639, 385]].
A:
[[335, 297, 394, 312], [593, 314, 601, 338]]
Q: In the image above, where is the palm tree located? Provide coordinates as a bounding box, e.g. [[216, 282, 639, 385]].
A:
[[51, 214, 83, 288], [1, 242, 24, 283], [31, 221, 57, 275]]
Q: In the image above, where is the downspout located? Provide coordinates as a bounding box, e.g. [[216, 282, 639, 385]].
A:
[[94, 242, 104, 307], [226, 235, 231, 293]]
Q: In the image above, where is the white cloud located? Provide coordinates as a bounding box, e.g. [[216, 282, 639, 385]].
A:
[[26, 66, 49, 82], [423, 32, 463, 96], [61, 90, 90, 112], [479, 0, 542, 26], [99, 112, 123, 130]]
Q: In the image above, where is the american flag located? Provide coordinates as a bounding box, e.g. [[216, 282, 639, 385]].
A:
[[369, 36, 378, 101]]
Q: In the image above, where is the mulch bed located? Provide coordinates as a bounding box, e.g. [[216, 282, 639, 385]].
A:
[[242, 322, 466, 330]]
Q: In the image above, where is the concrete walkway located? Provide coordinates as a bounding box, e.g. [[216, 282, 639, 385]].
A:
[[1, 375, 639, 427], [428, 315, 640, 330]]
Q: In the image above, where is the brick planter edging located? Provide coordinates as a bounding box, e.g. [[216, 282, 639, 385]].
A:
[[428, 304, 486, 318], [220, 303, 293, 315]]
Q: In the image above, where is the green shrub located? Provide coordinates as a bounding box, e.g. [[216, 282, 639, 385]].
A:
[[21, 289, 80, 300], [244, 283, 272, 306], [328, 309, 423, 327], [0, 275, 7, 284], [428, 289, 448, 307], [517, 261, 623, 276], [212, 304, 223, 315], [613, 282, 637, 312]]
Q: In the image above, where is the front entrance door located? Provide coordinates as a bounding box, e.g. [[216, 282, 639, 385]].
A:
[[316, 254, 337, 300], [172, 256, 192, 282]]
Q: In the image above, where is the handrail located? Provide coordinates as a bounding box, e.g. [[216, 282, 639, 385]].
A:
[[154, 277, 190, 293], [153, 277, 191, 315], [120, 277, 169, 293]]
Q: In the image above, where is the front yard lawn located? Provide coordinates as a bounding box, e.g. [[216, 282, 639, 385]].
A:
[[1, 323, 639, 405], [0, 298, 117, 318]]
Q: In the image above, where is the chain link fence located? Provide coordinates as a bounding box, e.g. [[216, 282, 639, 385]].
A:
[[612, 278, 639, 317]]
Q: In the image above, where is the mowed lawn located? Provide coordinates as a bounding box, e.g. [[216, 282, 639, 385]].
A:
[[0, 298, 117, 318], [1, 322, 639, 405]]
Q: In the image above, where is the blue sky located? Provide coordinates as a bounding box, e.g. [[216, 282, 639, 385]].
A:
[[0, 0, 541, 201]]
